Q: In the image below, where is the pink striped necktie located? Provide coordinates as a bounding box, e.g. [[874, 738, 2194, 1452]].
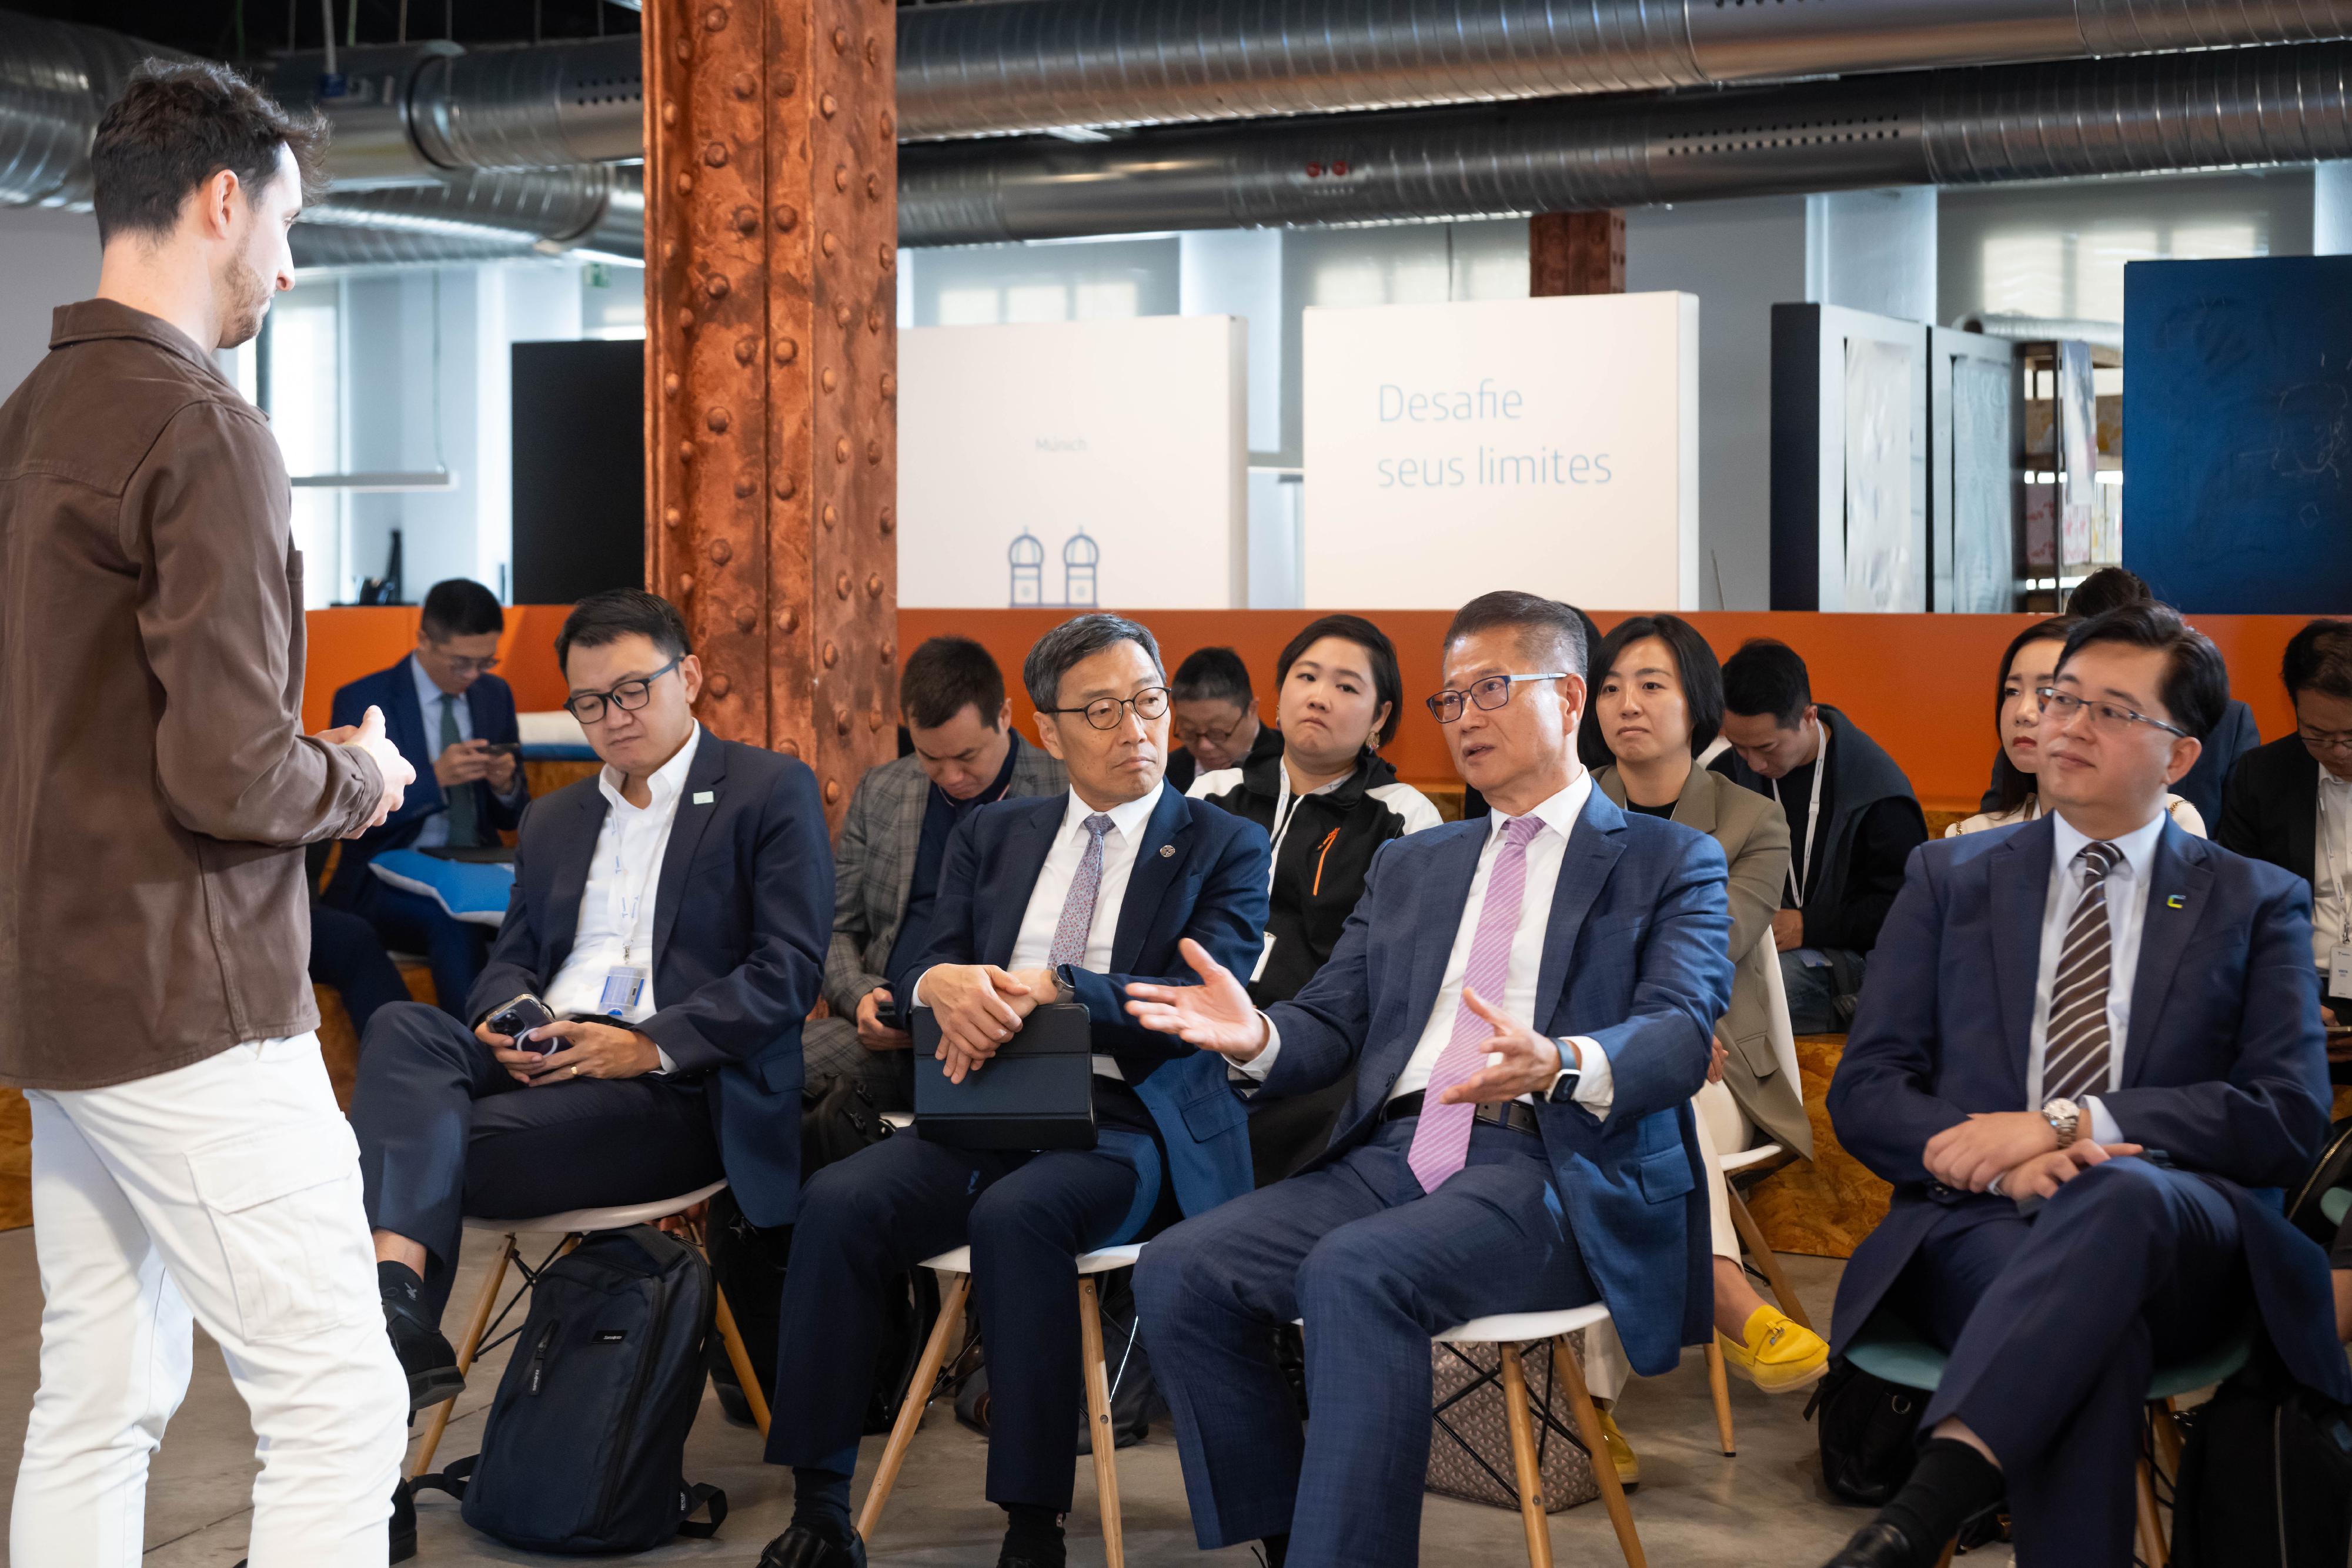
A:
[[1408, 813, 1548, 1193]]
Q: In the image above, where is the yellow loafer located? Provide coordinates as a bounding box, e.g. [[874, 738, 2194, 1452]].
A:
[[1593, 1406, 1639, 1489], [1717, 1305, 1829, 1395]]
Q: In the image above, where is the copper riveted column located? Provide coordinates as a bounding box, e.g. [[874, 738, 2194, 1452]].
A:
[[644, 0, 897, 829], [1530, 210, 1626, 296]]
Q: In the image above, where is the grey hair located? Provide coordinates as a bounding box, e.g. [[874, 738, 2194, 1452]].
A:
[[1443, 591, 1588, 680], [1023, 613, 1165, 711]]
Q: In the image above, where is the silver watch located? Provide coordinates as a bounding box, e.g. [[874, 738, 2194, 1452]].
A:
[[2040, 1098, 2082, 1149]]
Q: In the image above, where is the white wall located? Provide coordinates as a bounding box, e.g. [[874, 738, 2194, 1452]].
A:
[[1806, 188, 1939, 325], [1627, 197, 1809, 610], [0, 208, 99, 400]]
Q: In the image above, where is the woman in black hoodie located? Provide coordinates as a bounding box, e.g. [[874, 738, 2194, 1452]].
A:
[[1190, 614, 1441, 1182]]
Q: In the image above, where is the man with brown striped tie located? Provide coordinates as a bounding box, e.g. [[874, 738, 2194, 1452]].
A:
[[1819, 603, 2349, 1568]]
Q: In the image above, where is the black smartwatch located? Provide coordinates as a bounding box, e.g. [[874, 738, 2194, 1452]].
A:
[[1544, 1040, 1583, 1105]]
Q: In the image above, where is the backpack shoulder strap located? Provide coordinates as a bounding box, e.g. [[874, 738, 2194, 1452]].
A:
[[410, 1452, 476, 1502], [677, 1482, 728, 1539]]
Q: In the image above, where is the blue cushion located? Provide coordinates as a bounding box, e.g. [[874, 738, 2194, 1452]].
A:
[[520, 742, 599, 761], [1847, 1312, 2254, 1402], [2323, 1188, 2351, 1229], [369, 849, 514, 927]]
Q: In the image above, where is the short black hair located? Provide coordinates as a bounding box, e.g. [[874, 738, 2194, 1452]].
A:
[[1170, 646, 1252, 708], [1988, 615, 2083, 815], [555, 589, 692, 675], [1023, 613, 1164, 713], [1443, 591, 1588, 680], [1584, 614, 1725, 759], [92, 61, 328, 246], [2282, 618, 2352, 704], [1276, 614, 1405, 750], [1720, 638, 1813, 729], [2065, 566, 2153, 620], [2057, 602, 2227, 741], [419, 579, 505, 641], [900, 636, 1006, 731]]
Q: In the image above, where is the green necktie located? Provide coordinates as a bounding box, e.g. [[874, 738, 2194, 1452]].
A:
[[440, 693, 479, 847]]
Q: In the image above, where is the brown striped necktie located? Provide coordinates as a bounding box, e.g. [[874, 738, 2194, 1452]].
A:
[[2043, 840, 2123, 1106]]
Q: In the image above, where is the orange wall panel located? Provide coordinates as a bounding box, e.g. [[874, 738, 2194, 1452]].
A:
[[300, 606, 576, 732]]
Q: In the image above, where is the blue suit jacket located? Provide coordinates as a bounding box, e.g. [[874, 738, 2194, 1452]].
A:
[[1262, 789, 1735, 1376], [1827, 817, 2351, 1400], [912, 784, 1272, 1229], [469, 728, 833, 1228], [326, 656, 527, 904]]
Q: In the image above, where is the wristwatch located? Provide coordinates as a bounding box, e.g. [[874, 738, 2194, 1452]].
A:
[[1051, 964, 1078, 1005], [2040, 1097, 2082, 1149], [1545, 1039, 1583, 1105]]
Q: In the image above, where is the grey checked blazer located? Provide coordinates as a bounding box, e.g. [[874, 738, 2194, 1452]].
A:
[[820, 733, 1067, 1014]]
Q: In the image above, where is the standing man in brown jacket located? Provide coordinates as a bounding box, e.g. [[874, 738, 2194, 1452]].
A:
[[0, 64, 418, 1567]]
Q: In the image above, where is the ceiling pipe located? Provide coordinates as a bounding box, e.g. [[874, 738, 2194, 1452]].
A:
[[897, 39, 2352, 245], [0, 11, 186, 207], [300, 164, 644, 260], [894, 0, 2352, 141]]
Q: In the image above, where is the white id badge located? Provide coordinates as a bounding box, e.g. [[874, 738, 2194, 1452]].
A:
[[598, 966, 649, 1017], [2331, 945, 2352, 999], [1250, 932, 1277, 984]]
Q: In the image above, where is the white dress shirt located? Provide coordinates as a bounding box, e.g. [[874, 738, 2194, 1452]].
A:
[[543, 725, 704, 1072], [914, 783, 1165, 1079], [407, 656, 524, 849], [1237, 773, 1613, 1115], [2026, 807, 2168, 1145], [2312, 766, 2352, 973]]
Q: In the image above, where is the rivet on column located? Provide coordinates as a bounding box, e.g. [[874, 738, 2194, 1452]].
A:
[[835, 572, 853, 599], [820, 368, 837, 392], [734, 473, 756, 499], [866, 439, 881, 466], [880, 372, 896, 397], [773, 205, 800, 233], [834, 705, 852, 737], [663, 506, 683, 529], [707, 538, 733, 564], [703, 142, 730, 168], [836, 303, 854, 327], [878, 506, 894, 535], [821, 502, 837, 528], [734, 603, 759, 633], [822, 641, 839, 667], [777, 606, 801, 634], [776, 71, 797, 98], [865, 571, 884, 597], [663, 372, 680, 397], [706, 406, 731, 433], [773, 336, 799, 363], [834, 437, 851, 464], [823, 778, 841, 804], [820, 92, 838, 117], [709, 672, 733, 697], [775, 472, 799, 500]]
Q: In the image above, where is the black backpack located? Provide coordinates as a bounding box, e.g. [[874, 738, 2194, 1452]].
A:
[[416, 1225, 728, 1553], [2171, 1339, 2352, 1566]]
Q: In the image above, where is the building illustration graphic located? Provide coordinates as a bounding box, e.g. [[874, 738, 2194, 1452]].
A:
[[1007, 526, 1101, 608]]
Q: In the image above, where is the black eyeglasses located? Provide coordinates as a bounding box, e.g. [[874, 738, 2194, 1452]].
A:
[[2034, 687, 2190, 741], [1042, 686, 1172, 731], [563, 656, 683, 725], [1425, 673, 1568, 724]]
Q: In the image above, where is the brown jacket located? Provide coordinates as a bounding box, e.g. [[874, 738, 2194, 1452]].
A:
[[0, 300, 386, 1090]]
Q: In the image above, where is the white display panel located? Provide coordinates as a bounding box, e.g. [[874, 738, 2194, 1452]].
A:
[[898, 316, 1248, 609], [1301, 293, 1700, 610]]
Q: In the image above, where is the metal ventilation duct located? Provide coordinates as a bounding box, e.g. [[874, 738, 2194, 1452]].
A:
[[300, 165, 644, 261], [893, 0, 2352, 140], [0, 11, 184, 207], [898, 39, 2352, 244]]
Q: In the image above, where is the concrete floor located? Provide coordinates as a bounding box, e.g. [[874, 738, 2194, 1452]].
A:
[[0, 1228, 2014, 1566]]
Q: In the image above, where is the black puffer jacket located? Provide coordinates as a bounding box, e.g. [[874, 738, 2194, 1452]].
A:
[[1192, 748, 1442, 1005]]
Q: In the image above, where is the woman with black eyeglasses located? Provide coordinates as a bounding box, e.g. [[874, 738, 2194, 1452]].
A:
[[1191, 615, 1442, 1183], [1948, 615, 2206, 840]]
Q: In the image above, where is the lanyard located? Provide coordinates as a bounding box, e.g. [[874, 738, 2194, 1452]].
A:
[[1769, 720, 1826, 910]]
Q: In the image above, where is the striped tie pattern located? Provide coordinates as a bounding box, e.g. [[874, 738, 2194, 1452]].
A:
[[1408, 814, 1547, 1194], [2043, 840, 2122, 1106], [1048, 814, 1114, 970]]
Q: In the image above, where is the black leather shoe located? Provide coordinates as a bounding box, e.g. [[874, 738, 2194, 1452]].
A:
[[1822, 1520, 1928, 1568], [390, 1476, 417, 1562], [757, 1523, 868, 1568], [382, 1276, 464, 1412]]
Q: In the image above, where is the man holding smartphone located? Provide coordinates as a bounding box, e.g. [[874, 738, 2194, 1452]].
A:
[[348, 591, 831, 1411], [328, 576, 531, 1015], [0, 65, 417, 1566]]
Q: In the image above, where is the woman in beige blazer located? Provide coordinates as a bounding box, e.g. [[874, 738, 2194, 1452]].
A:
[[1579, 615, 1829, 1479]]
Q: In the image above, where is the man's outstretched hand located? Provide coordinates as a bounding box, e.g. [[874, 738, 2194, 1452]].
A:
[[1124, 938, 1268, 1062], [1435, 987, 1571, 1105]]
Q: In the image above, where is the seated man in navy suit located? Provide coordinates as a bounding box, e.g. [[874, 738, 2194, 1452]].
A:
[[1124, 591, 1734, 1568], [327, 577, 530, 1015], [758, 613, 1271, 1568], [348, 590, 831, 1410], [1820, 602, 2350, 1568]]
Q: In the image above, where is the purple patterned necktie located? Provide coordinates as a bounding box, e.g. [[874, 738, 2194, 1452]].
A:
[[1408, 813, 1548, 1193], [1048, 814, 1115, 969]]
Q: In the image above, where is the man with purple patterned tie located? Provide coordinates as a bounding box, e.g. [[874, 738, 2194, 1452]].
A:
[[758, 614, 1269, 1568], [1820, 603, 2347, 1568], [1125, 592, 1735, 1568]]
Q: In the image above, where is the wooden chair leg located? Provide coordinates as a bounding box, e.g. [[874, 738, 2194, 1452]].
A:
[[2135, 1453, 2168, 1567], [1078, 1276, 1125, 1568], [408, 1232, 516, 1480], [1726, 1183, 1815, 1336], [1550, 1335, 1646, 1568], [1931, 1542, 1956, 1568], [1498, 1345, 1556, 1568], [2150, 1398, 2186, 1477], [1702, 1340, 1736, 1456], [710, 1281, 770, 1437], [856, 1272, 969, 1547]]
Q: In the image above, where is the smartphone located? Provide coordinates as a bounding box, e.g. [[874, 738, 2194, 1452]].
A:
[[872, 992, 900, 1029], [485, 993, 557, 1051], [482, 741, 523, 758]]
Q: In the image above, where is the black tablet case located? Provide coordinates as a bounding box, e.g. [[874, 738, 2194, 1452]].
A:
[[912, 1001, 1097, 1151]]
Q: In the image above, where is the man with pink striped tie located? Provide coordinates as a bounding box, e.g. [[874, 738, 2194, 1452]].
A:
[[1128, 592, 1735, 1568]]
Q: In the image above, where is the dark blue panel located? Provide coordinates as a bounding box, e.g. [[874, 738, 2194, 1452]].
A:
[[2123, 256, 2352, 614]]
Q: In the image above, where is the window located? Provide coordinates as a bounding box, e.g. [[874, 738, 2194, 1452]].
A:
[[263, 280, 343, 607]]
